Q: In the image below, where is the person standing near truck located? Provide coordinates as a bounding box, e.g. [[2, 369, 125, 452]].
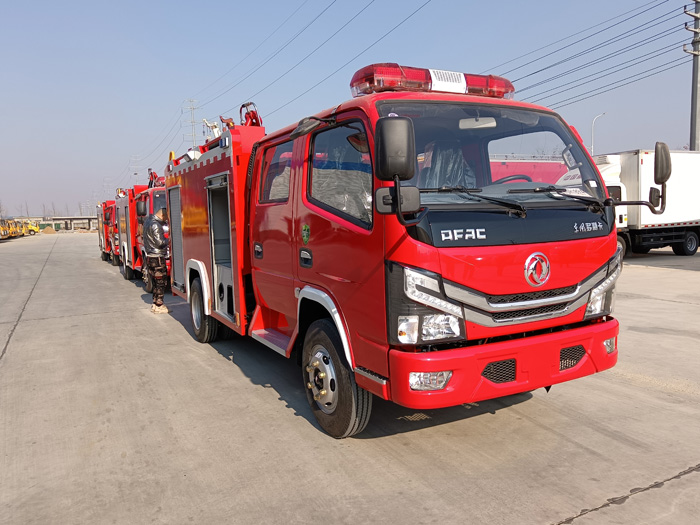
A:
[[143, 207, 169, 313]]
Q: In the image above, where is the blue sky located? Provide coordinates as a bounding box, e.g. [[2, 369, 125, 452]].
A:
[[0, 0, 691, 216]]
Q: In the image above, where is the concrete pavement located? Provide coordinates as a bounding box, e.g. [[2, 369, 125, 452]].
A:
[[1, 233, 699, 524]]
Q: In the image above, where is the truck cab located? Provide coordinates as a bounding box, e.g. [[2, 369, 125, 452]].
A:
[[97, 200, 116, 262], [595, 155, 629, 257], [0, 220, 10, 240]]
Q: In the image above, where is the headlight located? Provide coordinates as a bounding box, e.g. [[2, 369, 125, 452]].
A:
[[404, 268, 463, 318], [387, 263, 464, 345], [584, 251, 621, 319]]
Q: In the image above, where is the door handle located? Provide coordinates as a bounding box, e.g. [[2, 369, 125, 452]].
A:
[[254, 242, 263, 259], [299, 248, 313, 268]]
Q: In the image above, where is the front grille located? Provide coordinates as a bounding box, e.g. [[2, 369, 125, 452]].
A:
[[492, 303, 566, 322], [482, 359, 516, 383], [560, 345, 586, 370], [487, 285, 577, 305]]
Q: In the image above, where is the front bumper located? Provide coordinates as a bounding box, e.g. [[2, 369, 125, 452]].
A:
[[388, 317, 618, 409]]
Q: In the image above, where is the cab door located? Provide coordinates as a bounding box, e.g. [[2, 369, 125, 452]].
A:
[[250, 139, 298, 334], [293, 116, 386, 372]]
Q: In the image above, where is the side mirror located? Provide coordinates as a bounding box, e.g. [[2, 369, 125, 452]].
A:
[[136, 201, 147, 217], [649, 187, 661, 208], [375, 117, 416, 182], [654, 141, 671, 185]]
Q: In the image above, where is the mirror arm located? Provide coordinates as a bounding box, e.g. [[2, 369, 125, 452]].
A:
[[393, 175, 428, 227], [615, 183, 667, 215]]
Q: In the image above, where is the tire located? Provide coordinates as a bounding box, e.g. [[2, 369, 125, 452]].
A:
[[616, 235, 627, 259], [29, 231, 35, 235], [190, 277, 218, 343], [302, 319, 372, 438], [143, 260, 154, 293], [111, 253, 120, 266], [123, 262, 135, 280], [101, 251, 109, 262], [672, 231, 699, 256]]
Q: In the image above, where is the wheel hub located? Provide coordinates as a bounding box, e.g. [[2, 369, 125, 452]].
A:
[[305, 346, 337, 414], [191, 294, 202, 330]]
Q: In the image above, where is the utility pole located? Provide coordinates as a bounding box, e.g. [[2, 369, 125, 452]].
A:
[[591, 112, 606, 156], [685, 1, 700, 151], [184, 99, 199, 149]]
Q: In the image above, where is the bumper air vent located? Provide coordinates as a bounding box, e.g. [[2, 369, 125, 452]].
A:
[[492, 303, 566, 322], [560, 345, 586, 371], [488, 285, 577, 305], [481, 359, 516, 384]]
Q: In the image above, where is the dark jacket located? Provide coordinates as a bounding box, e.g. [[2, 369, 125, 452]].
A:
[[143, 214, 168, 257]]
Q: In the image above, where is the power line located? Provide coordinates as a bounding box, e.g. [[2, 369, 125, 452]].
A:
[[550, 56, 691, 110], [192, 0, 311, 100], [511, 6, 684, 83], [493, 0, 669, 75], [221, 0, 376, 117], [265, 0, 433, 119], [517, 22, 684, 93], [199, 0, 338, 109], [525, 40, 685, 104]]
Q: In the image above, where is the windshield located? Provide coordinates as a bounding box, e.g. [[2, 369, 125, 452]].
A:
[[377, 102, 605, 206]]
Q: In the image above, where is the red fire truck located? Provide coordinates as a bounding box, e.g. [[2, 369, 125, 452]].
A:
[[165, 64, 671, 438], [115, 184, 149, 280], [97, 200, 117, 263], [135, 170, 170, 291]]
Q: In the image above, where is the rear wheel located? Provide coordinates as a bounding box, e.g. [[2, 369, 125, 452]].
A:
[[672, 231, 699, 256], [111, 253, 120, 266], [302, 319, 372, 438], [101, 251, 109, 261], [190, 277, 218, 343]]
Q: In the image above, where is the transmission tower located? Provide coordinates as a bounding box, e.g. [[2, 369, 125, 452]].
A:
[[184, 99, 199, 149]]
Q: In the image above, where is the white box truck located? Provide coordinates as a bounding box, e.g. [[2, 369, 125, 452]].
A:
[[595, 150, 700, 257]]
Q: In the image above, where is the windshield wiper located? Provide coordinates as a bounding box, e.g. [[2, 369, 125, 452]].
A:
[[422, 186, 527, 217], [507, 185, 604, 211]]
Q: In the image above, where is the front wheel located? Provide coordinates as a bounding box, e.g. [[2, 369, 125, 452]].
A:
[[143, 257, 154, 293], [617, 234, 627, 260], [123, 262, 135, 280], [190, 277, 218, 343], [302, 319, 372, 438], [672, 231, 699, 256]]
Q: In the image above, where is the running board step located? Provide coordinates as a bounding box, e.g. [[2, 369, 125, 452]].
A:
[[251, 329, 290, 356]]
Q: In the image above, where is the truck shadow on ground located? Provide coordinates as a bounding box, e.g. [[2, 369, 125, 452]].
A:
[[193, 324, 532, 438], [622, 249, 700, 272]]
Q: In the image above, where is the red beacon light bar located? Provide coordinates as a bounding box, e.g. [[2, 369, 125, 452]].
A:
[[350, 63, 515, 99]]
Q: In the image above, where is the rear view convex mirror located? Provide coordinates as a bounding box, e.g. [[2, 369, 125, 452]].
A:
[[654, 141, 671, 185]]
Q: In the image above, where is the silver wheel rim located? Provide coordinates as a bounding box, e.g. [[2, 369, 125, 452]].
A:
[[687, 236, 697, 252], [192, 292, 202, 331], [305, 345, 338, 414]]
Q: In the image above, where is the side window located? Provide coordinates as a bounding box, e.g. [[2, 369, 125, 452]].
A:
[[260, 140, 294, 203], [607, 185, 622, 201], [309, 123, 373, 226]]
